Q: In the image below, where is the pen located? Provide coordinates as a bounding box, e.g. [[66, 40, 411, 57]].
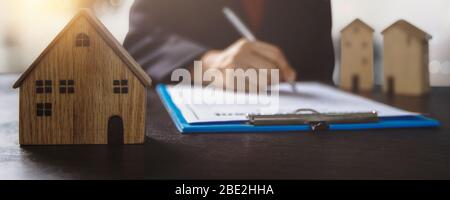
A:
[[223, 7, 297, 93]]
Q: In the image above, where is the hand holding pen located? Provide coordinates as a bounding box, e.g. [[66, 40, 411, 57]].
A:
[[199, 7, 297, 91]]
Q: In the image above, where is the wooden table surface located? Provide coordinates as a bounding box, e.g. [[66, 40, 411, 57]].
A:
[[0, 74, 449, 180]]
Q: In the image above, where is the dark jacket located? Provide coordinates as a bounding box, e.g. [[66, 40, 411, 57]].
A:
[[124, 0, 335, 83]]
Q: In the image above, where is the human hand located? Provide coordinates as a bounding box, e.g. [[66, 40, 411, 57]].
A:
[[200, 38, 296, 90]]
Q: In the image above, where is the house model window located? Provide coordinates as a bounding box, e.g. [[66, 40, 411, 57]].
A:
[[76, 33, 90, 47], [113, 80, 129, 94], [60, 80, 75, 94], [36, 80, 52, 94], [37, 103, 52, 117]]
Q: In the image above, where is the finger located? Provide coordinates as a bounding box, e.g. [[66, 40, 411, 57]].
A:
[[249, 54, 285, 82], [251, 41, 287, 66], [251, 50, 296, 82], [245, 54, 278, 69], [241, 54, 288, 86], [244, 55, 279, 84], [249, 42, 297, 82], [283, 65, 297, 82], [224, 53, 275, 89]]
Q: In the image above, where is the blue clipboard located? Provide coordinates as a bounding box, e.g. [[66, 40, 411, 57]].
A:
[[156, 84, 440, 133]]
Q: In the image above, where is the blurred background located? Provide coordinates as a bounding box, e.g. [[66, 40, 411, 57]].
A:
[[0, 0, 449, 86]]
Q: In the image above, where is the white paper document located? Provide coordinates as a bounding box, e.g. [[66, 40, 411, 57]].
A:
[[166, 82, 417, 124]]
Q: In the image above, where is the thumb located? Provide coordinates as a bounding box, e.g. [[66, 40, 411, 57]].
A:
[[281, 66, 297, 82]]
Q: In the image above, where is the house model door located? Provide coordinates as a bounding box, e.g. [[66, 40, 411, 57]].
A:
[[108, 116, 124, 144]]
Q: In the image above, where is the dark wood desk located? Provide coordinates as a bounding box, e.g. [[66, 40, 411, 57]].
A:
[[0, 74, 449, 179]]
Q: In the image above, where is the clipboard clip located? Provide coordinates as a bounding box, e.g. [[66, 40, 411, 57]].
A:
[[247, 109, 379, 131]]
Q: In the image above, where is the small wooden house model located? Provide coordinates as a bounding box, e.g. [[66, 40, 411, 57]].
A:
[[340, 19, 375, 92], [13, 9, 152, 145], [382, 20, 431, 96]]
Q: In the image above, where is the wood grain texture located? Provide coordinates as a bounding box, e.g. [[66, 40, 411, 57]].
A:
[[3, 82, 450, 180], [340, 19, 374, 92], [2, 75, 450, 179], [16, 10, 150, 145], [382, 20, 431, 96]]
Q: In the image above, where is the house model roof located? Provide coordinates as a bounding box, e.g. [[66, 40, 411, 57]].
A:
[[13, 9, 152, 89], [341, 19, 374, 33], [382, 19, 432, 40]]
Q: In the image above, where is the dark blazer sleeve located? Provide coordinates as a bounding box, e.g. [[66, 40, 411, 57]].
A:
[[123, 0, 209, 83]]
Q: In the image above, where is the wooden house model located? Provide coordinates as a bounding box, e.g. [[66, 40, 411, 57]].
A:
[[13, 9, 152, 145], [382, 20, 431, 96], [340, 19, 374, 92]]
